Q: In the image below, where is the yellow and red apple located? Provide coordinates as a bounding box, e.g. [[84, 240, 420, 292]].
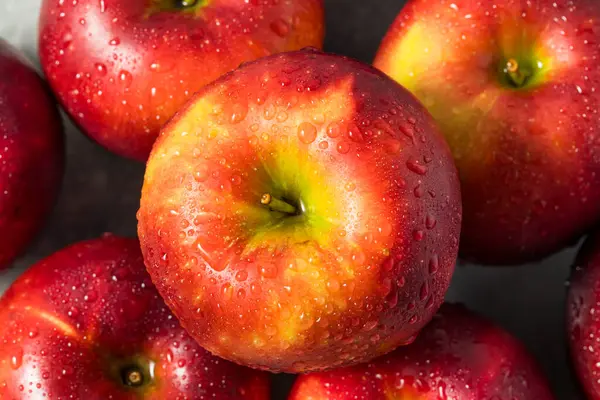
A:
[[0, 39, 63, 271], [0, 235, 270, 399], [39, 0, 324, 161], [375, 0, 600, 265], [137, 49, 462, 373], [290, 304, 554, 400]]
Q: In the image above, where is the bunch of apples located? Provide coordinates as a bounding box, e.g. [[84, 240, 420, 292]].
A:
[[0, 0, 600, 398]]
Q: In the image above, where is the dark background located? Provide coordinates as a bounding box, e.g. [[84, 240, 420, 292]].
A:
[[0, 0, 582, 398]]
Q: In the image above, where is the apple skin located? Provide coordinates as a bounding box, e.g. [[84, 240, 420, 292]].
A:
[[566, 232, 600, 400], [39, 0, 324, 161], [0, 235, 270, 399], [374, 0, 600, 265], [0, 39, 64, 271], [138, 49, 462, 373], [289, 304, 554, 400]]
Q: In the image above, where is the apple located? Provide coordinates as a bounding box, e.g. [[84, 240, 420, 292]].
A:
[[566, 232, 600, 399], [289, 303, 554, 400], [374, 0, 600, 265], [39, 0, 325, 161], [0, 39, 63, 271], [0, 235, 270, 399], [137, 49, 462, 373]]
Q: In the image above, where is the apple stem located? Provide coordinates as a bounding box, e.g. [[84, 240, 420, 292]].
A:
[[261, 193, 297, 215], [505, 59, 529, 88]]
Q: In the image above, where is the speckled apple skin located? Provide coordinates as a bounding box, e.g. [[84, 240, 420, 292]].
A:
[[566, 232, 600, 400], [39, 0, 324, 161], [0, 39, 64, 271], [138, 50, 462, 373], [0, 235, 270, 400], [290, 304, 554, 400], [375, 0, 600, 265]]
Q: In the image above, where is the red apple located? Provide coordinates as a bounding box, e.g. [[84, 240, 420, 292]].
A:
[[0, 235, 270, 399], [137, 49, 462, 373], [39, 0, 325, 161], [374, 0, 600, 265], [289, 303, 554, 400], [0, 39, 63, 271], [566, 232, 600, 399]]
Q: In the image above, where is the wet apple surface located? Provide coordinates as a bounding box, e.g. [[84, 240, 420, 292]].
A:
[[567, 233, 600, 400], [0, 39, 64, 271], [375, 0, 600, 265], [39, 0, 325, 160], [289, 304, 555, 400], [0, 236, 270, 399], [138, 49, 462, 373]]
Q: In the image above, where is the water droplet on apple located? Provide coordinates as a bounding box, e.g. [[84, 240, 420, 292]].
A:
[[382, 257, 394, 272], [327, 279, 340, 292], [118, 70, 132, 88], [270, 18, 290, 37], [425, 296, 435, 309], [109, 37, 120, 46], [235, 270, 248, 282], [398, 275, 407, 287], [318, 140, 329, 149], [61, 29, 73, 49], [413, 230, 424, 241], [414, 184, 424, 198], [10, 348, 23, 370], [94, 63, 107, 76], [380, 278, 392, 296], [230, 103, 248, 124], [99, 0, 106, 12], [406, 159, 428, 175], [347, 123, 363, 142], [425, 214, 437, 229], [429, 255, 439, 275], [68, 306, 79, 318], [327, 122, 342, 138], [385, 139, 401, 154], [378, 222, 393, 236], [194, 165, 209, 182], [277, 111, 288, 122], [337, 141, 350, 154], [385, 287, 399, 308], [84, 290, 98, 302], [166, 349, 174, 363], [298, 122, 317, 144], [263, 104, 276, 120], [400, 123, 414, 140], [420, 282, 429, 300], [259, 265, 278, 279]]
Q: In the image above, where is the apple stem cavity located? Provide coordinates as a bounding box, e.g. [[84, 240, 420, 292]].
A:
[[505, 59, 530, 88], [261, 193, 298, 215], [122, 366, 144, 387]]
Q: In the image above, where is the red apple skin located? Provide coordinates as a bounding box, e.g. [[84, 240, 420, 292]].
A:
[[289, 304, 554, 400], [566, 233, 600, 400], [0, 39, 64, 271], [0, 235, 270, 400], [38, 0, 324, 161], [138, 49, 462, 373], [374, 0, 600, 265]]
